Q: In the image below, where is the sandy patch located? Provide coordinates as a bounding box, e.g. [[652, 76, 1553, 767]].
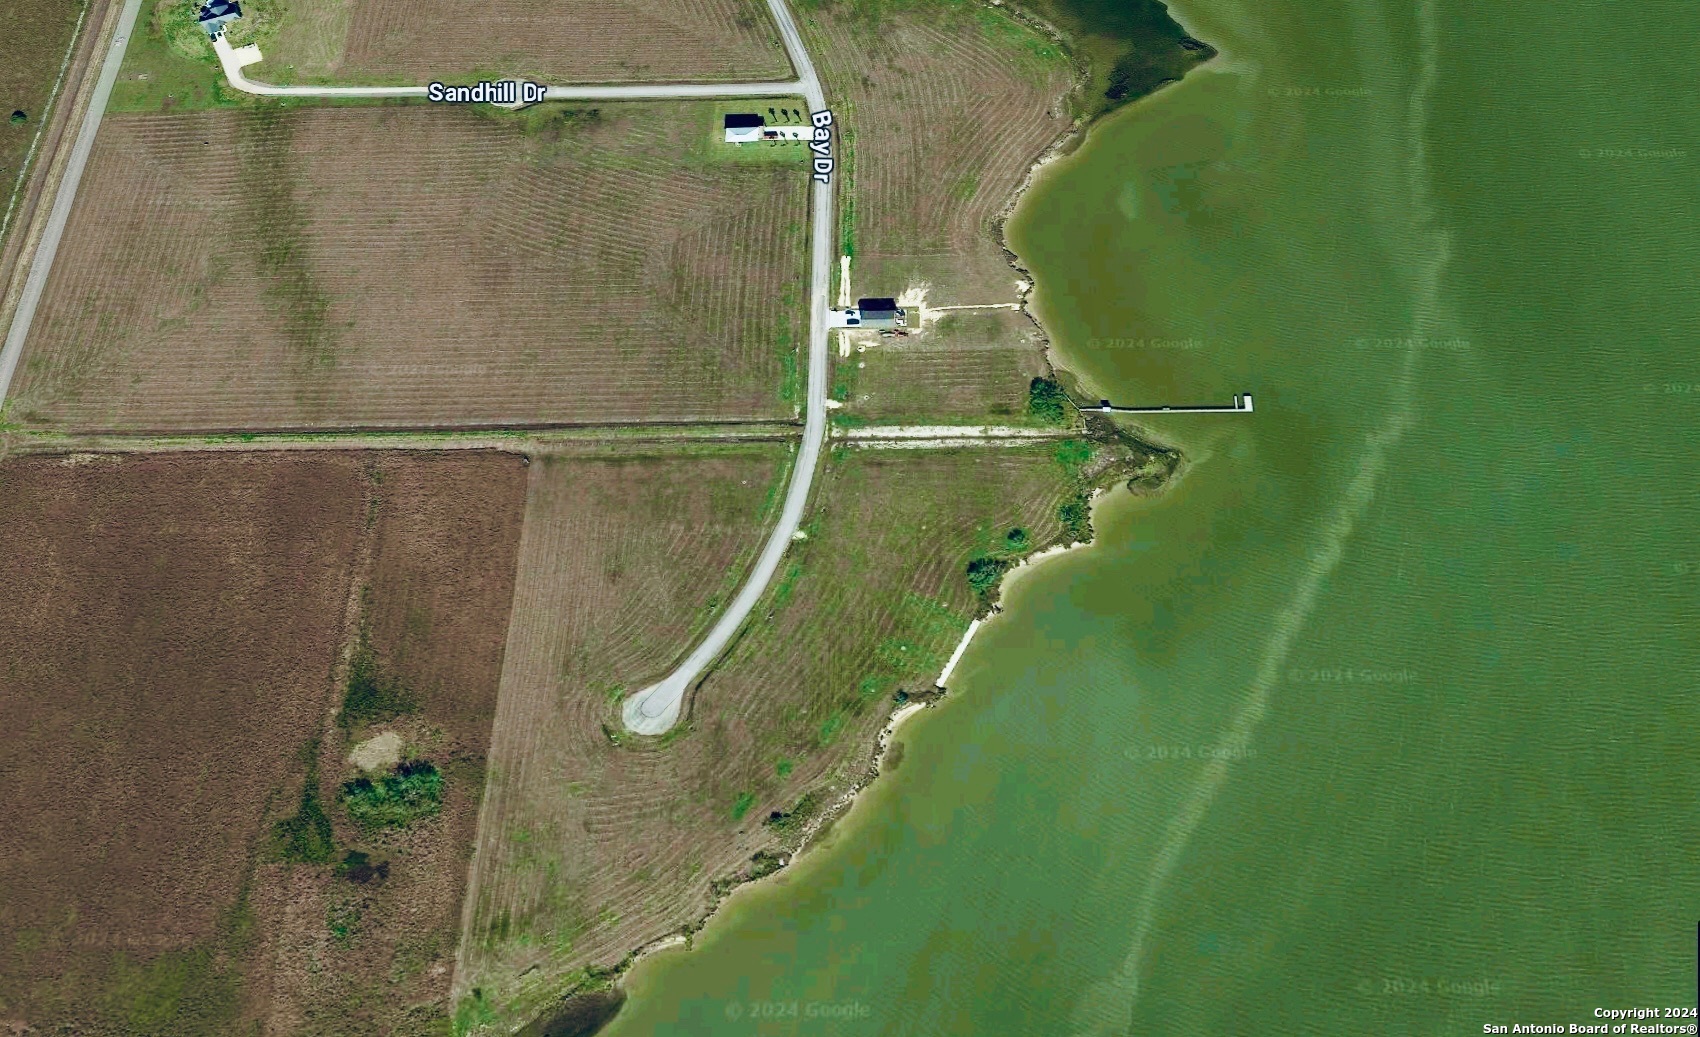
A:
[[348, 730, 403, 773]]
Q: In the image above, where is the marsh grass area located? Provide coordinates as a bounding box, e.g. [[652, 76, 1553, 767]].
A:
[[1018, 0, 1215, 118]]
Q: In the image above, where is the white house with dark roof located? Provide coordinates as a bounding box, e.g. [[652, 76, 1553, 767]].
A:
[[723, 112, 812, 144], [724, 113, 766, 143]]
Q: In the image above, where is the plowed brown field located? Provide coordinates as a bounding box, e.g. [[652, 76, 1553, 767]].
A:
[[456, 444, 1077, 1025], [11, 103, 808, 432], [253, 451, 528, 1036], [255, 0, 790, 86], [0, 450, 528, 1034]]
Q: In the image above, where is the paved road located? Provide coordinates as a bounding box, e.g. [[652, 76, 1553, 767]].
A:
[[0, 0, 145, 405], [622, 0, 831, 734], [5, 0, 832, 737], [214, 35, 807, 100]]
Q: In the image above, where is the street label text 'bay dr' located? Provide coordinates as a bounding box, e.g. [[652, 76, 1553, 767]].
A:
[[810, 110, 835, 183]]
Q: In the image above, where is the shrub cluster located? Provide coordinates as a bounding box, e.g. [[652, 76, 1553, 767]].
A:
[[1027, 377, 1070, 424], [340, 760, 443, 828]]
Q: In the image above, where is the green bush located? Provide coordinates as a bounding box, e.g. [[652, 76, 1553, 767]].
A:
[[967, 554, 1013, 596], [764, 793, 819, 835], [1027, 377, 1070, 424], [1058, 495, 1092, 542], [1053, 438, 1094, 476], [340, 760, 443, 828]]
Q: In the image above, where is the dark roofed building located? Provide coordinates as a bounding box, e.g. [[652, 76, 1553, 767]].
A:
[[852, 297, 906, 330], [197, 0, 243, 37]]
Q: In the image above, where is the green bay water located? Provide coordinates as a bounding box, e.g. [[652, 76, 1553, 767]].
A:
[[602, 0, 1700, 1032]]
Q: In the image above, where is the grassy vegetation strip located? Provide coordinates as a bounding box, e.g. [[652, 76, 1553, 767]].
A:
[[0, 0, 90, 252]]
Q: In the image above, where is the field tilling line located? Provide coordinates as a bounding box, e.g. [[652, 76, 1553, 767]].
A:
[[4, 422, 806, 457]]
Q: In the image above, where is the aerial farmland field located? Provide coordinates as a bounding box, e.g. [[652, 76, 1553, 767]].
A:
[[0, 0, 88, 244], [248, 0, 791, 87], [8, 101, 810, 432], [0, 449, 528, 1033], [839, 308, 1051, 420], [454, 441, 1143, 1028], [807, 3, 1071, 302], [455, 445, 791, 1027]]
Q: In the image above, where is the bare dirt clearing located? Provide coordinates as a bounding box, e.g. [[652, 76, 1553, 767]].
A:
[[0, 450, 528, 1034], [11, 103, 809, 432], [842, 308, 1050, 420], [455, 444, 1090, 1026], [254, 0, 791, 86]]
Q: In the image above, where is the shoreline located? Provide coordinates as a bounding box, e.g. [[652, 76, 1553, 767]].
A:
[[557, 2, 1215, 1028], [597, 468, 1164, 1026]]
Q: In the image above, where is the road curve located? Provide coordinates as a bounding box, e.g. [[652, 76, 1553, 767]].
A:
[[622, 0, 830, 734], [0, 0, 146, 406], [4, 0, 833, 737]]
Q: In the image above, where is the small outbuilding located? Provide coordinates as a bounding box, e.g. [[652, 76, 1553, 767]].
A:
[[197, 0, 243, 37]]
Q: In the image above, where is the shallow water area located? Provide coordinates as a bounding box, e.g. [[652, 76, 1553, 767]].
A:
[[601, 0, 1700, 1031]]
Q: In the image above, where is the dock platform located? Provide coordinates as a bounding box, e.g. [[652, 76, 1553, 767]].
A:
[[1092, 393, 1254, 415]]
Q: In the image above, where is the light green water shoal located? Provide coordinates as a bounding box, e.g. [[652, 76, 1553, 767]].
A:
[[601, 0, 1700, 1032]]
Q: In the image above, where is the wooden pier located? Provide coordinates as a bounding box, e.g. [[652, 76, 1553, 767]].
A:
[[1090, 393, 1254, 415]]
